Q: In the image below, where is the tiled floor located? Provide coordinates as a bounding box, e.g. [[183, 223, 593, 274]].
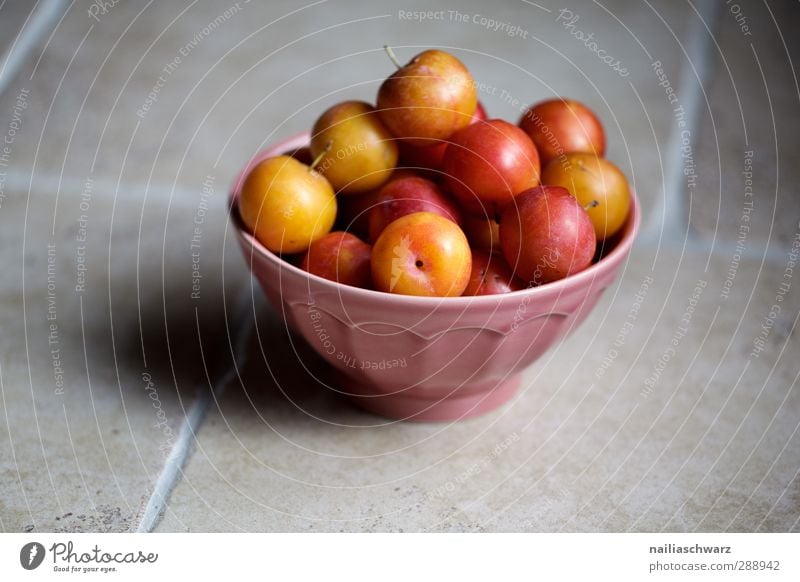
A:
[[155, 247, 800, 532], [1, 0, 798, 532]]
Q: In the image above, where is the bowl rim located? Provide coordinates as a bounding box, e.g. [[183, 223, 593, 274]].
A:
[[229, 132, 641, 306]]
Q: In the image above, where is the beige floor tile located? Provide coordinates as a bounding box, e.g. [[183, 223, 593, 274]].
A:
[[0, 1, 36, 59], [156, 247, 800, 531], [691, 2, 800, 250], [0, 177, 248, 531], [0, 0, 689, 230]]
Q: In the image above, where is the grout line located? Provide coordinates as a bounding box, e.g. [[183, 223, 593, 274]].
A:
[[135, 291, 254, 533], [641, 0, 720, 241], [635, 235, 788, 265], [0, 0, 69, 98], [2, 169, 207, 206], [7, 169, 788, 263]]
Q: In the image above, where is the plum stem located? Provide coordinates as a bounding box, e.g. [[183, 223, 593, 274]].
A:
[[384, 45, 402, 69], [310, 140, 332, 172], [584, 200, 599, 210]]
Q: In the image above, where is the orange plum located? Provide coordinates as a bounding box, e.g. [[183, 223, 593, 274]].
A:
[[371, 212, 471, 297], [239, 155, 336, 254], [310, 101, 398, 194], [377, 49, 477, 147], [541, 152, 631, 240]]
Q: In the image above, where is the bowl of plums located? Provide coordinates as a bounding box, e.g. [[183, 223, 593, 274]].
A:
[[230, 48, 639, 421]]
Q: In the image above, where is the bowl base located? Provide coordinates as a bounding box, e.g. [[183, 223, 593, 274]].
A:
[[345, 376, 521, 422]]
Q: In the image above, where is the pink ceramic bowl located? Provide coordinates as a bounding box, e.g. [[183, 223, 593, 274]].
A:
[[230, 134, 640, 422]]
